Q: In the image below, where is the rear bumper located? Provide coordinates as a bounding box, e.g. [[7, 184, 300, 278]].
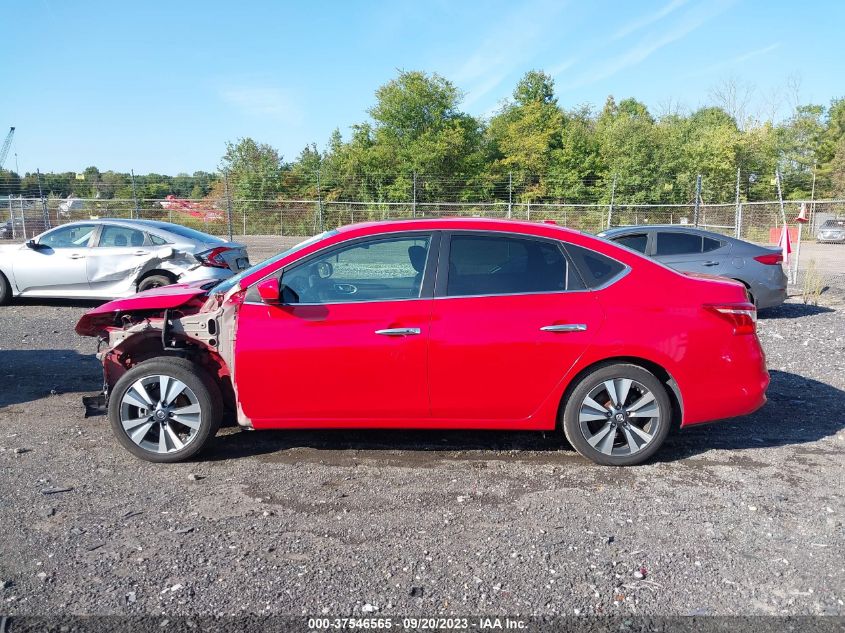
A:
[[754, 284, 787, 310], [680, 334, 769, 427]]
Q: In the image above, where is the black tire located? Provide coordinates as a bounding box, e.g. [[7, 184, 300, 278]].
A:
[[108, 357, 222, 463], [0, 272, 11, 306], [562, 363, 672, 466], [138, 273, 174, 292]]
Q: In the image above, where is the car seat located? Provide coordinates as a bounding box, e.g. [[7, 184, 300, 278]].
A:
[[408, 245, 426, 292], [130, 232, 144, 247], [113, 234, 128, 247]]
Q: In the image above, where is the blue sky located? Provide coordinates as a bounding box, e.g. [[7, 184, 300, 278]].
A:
[[2, 0, 843, 175]]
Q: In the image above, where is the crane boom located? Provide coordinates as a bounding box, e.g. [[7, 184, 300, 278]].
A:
[[0, 127, 15, 170]]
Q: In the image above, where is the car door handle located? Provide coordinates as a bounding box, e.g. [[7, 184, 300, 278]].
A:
[[702, 261, 719, 266], [540, 324, 588, 333], [375, 327, 421, 336], [133, 250, 148, 256], [68, 253, 86, 260]]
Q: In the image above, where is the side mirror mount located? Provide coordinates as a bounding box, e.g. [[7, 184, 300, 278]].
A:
[[257, 278, 280, 304], [25, 239, 38, 249]]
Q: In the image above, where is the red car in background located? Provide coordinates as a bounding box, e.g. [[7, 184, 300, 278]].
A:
[[76, 218, 769, 466]]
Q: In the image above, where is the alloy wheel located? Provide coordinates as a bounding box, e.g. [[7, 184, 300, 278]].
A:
[[578, 378, 661, 457], [119, 374, 202, 454]]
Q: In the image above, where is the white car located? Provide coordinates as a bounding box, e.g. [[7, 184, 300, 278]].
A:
[[0, 219, 250, 304]]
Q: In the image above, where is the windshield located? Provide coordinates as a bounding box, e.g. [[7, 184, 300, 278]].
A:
[[210, 230, 338, 294]]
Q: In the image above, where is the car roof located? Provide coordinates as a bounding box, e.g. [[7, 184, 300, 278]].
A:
[[601, 224, 733, 239], [335, 217, 582, 236]]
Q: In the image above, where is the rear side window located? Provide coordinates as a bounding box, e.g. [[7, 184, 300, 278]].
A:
[[446, 234, 584, 297], [98, 225, 147, 248], [149, 233, 170, 246], [614, 233, 648, 253], [655, 232, 704, 255], [564, 243, 626, 289], [702, 236, 724, 252]]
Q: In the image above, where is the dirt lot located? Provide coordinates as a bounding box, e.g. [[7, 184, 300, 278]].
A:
[[0, 266, 843, 617]]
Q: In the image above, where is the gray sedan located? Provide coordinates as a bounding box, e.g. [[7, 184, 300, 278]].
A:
[[0, 219, 249, 305], [597, 225, 787, 309]]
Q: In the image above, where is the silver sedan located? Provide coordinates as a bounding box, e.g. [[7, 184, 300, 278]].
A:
[[0, 219, 249, 304], [597, 225, 787, 309]]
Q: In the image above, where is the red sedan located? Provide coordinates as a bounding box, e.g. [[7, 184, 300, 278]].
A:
[[76, 218, 769, 466]]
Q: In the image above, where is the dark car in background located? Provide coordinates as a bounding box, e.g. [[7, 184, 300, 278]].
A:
[[816, 219, 845, 243], [598, 225, 787, 309]]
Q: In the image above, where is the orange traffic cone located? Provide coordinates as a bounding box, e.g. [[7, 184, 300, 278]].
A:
[[795, 202, 809, 223]]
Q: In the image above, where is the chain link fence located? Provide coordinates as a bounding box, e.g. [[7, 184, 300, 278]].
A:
[[3, 195, 844, 295]]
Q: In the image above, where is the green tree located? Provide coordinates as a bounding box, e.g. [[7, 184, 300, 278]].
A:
[[220, 138, 285, 209]]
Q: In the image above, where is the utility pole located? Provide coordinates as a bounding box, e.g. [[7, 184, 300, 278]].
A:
[[412, 171, 417, 218], [606, 175, 616, 229], [693, 174, 702, 227], [775, 169, 787, 225], [793, 163, 817, 284], [130, 169, 140, 220], [316, 169, 324, 232], [507, 172, 513, 219], [734, 167, 742, 237], [223, 170, 234, 242], [36, 169, 51, 230]]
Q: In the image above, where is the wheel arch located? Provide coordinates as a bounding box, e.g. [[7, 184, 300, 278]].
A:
[[136, 268, 178, 289], [102, 332, 235, 412], [557, 355, 684, 431]]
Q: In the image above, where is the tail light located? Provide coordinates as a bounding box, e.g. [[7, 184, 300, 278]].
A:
[[705, 303, 757, 335], [196, 246, 232, 269], [754, 253, 783, 265]]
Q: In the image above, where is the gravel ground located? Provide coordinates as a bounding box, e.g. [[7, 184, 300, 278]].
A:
[[0, 289, 843, 617]]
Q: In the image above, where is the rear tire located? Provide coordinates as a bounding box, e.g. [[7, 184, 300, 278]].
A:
[[138, 273, 174, 292], [0, 272, 11, 306], [108, 357, 222, 463], [562, 363, 672, 466]]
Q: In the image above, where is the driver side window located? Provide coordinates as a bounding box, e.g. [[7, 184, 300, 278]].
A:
[[38, 224, 96, 249], [281, 235, 431, 304]]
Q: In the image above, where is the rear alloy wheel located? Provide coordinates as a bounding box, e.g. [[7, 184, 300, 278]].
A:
[[138, 274, 173, 292], [108, 357, 222, 463], [562, 363, 672, 466]]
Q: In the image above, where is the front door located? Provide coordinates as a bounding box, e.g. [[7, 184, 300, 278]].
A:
[[234, 232, 436, 427], [13, 224, 96, 295]]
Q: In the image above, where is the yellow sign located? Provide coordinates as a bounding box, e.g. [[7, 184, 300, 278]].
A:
[[75, 173, 85, 181]]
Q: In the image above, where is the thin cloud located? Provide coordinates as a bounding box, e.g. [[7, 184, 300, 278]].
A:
[[220, 87, 303, 123], [451, 0, 569, 109], [611, 0, 689, 40], [567, 0, 735, 88], [701, 42, 781, 74]]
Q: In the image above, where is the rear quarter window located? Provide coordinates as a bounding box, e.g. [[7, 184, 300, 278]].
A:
[[614, 233, 648, 253], [564, 243, 626, 289]]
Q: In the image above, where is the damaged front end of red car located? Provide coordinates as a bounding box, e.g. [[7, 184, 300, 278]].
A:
[[76, 280, 243, 421]]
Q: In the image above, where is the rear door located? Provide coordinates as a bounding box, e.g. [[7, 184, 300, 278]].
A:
[[234, 232, 437, 426], [12, 224, 96, 295], [427, 232, 606, 423], [86, 224, 156, 294], [653, 230, 728, 273]]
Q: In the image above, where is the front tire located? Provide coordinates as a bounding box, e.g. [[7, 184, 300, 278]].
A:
[[562, 363, 672, 466], [108, 357, 222, 463]]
